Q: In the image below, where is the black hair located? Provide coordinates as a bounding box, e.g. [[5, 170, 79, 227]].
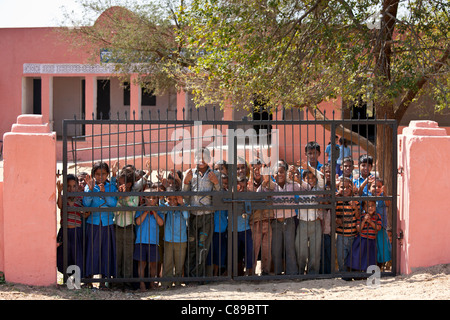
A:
[[67, 174, 78, 184], [194, 147, 211, 162], [302, 170, 314, 180], [91, 161, 110, 176], [358, 154, 373, 166], [305, 141, 321, 153], [118, 167, 136, 185], [342, 156, 354, 165], [339, 137, 348, 147]]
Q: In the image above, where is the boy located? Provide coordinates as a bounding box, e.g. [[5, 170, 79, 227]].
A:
[[258, 160, 310, 275], [134, 187, 164, 291], [335, 177, 360, 272], [207, 173, 229, 276], [182, 147, 221, 278], [298, 141, 323, 177], [295, 161, 324, 275], [234, 176, 253, 276], [249, 158, 273, 276], [115, 168, 139, 290], [161, 187, 189, 288]]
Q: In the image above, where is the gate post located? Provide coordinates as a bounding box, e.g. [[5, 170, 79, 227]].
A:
[[397, 120, 450, 274], [2, 114, 57, 286]]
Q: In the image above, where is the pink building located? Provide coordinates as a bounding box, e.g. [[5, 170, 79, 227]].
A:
[[1, 7, 448, 164]]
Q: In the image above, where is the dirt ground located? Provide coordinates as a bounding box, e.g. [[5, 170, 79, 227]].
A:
[[0, 263, 448, 301]]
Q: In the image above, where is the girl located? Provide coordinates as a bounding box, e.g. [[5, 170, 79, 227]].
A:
[[56, 174, 85, 276], [83, 161, 118, 288], [134, 187, 164, 291], [346, 200, 382, 272]]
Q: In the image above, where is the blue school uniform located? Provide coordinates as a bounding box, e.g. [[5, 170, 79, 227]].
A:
[[134, 210, 164, 262], [374, 193, 392, 263], [83, 181, 118, 277], [163, 206, 189, 243], [207, 210, 228, 267]]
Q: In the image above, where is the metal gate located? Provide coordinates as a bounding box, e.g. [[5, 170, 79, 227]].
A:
[[60, 107, 397, 289]]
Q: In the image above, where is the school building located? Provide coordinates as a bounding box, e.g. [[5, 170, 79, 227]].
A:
[[1, 6, 448, 164]]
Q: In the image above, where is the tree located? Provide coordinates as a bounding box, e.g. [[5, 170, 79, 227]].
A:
[[177, 0, 449, 196]]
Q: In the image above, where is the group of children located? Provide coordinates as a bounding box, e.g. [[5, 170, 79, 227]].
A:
[[56, 141, 392, 290]]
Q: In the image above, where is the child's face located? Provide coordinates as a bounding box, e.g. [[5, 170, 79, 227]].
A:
[[67, 180, 78, 194], [194, 153, 208, 169], [144, 195, 159, 206], [342, 161, 353, 177], [94, 168, 108, 185], [237, 180, 247, 192], [118, 177, 133, 191], [323, 167, 331, 181], [304, 173, 317, 188], [364, 201, 377, 215], [338, 181, 353, 197], [274, 166, 286, 184], [359, 162, 372, 178], [214, 164, 228, 175], [252, 164, 262, 180], [370, 180, 383, 196], [237, 163, 247, 179], [166, 195, 178, 206], [222, 178, 228, 190], [78, 175, 87, 191], [306, 149, 320, 165]]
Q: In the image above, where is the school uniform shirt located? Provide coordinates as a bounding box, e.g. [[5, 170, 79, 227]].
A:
[[134, 210, 164, 245], [353, 176, 369, 195], [115, 195, 139, 227], [83, 181, 118, 226], [182, 166, 221, 215], [63, 197, 83, 227], [214, 210, 228, 233], [163, 206, 189, 243]]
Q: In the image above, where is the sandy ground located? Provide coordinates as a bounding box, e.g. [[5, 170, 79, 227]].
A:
[[0, 263, 448, 301]]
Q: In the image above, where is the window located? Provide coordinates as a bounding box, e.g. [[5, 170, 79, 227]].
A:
[[123, 83, 157, 106]]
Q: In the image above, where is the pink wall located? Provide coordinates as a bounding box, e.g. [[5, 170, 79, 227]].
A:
[[0, 181, 4, 273], [2, 115, 57, 286], [397, 121, 450, 274]]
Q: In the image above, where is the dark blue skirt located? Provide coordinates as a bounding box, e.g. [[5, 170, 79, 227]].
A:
[[57, 227, 84, 275], [85, 224, 116, 277], [346, 235, 377, 271]]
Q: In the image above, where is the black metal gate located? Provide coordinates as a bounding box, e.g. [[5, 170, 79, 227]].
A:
[[60, 107, 397, 289]]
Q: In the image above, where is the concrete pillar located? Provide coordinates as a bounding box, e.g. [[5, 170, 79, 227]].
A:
[[41, 75, 54, 131], [2, 115, 57, 286], [84, 75, 97, 120], [397, 120, 450, 274], [129, 73, 141, 119]]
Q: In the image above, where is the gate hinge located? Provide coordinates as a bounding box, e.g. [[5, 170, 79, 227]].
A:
[[397, 229, 404, 240], [397, 167, 404, 175]]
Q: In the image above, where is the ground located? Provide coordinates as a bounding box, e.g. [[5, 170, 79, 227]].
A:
[[0, 264, 448, 300]]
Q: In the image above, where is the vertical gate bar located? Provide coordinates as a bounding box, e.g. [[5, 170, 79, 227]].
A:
[[391, 121, 398, 275], [330, 115, 336, 275], [62, 119, 68, 283]]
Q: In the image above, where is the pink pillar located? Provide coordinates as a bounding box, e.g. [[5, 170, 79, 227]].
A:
[[176, 90, 187, 120], [84, 75, 96, 120], [130, 73, 141, 119], [0, 181, 4, 273], [397, 120, 450, 274], [2, 115, 57, 286], [41, 75, 53, 129]]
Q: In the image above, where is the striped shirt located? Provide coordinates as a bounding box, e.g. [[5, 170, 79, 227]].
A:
[[67, 197, 83, 227], [358, 213, 382, 239], [335, 201, 358, 236]]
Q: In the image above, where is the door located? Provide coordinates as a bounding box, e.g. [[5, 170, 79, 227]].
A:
[[97, 79, 110, 120]]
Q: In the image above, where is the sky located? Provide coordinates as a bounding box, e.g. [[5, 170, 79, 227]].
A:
[[0, 0, 87, 28]]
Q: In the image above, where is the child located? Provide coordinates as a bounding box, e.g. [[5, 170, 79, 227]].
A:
[[369, 177, 392, 269], [83, 161, 118, 288], [346, 200, 381, 272], [234, 176, 253, 276], [354, 154, 373, 196], [336, 138, 351, 176], [182, 147, 221, 278], [249, 158, 273, 276], [295, 161, 324, 275], [335, 177, 360, 272], [115, 167, 139, 290], [161, 187, 189, 288], [301, 141, 323, 174], [258, 160, 310, 275], [56, 174, 85, 276], [319, 164, 332, 274], [134, 187, 164, 291], [207, 173, 229, 277]]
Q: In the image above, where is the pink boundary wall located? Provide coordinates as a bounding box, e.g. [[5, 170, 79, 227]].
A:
[[397, 120, 450, 274], [1, 115, 57, 286]]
